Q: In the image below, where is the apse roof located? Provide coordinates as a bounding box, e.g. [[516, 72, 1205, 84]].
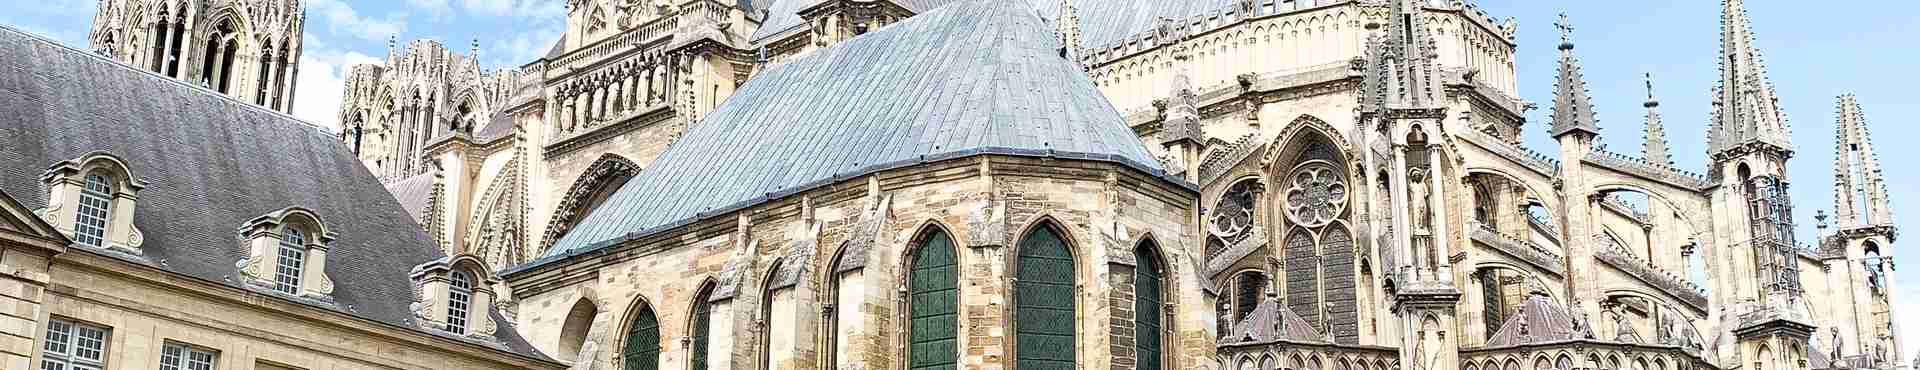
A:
[[521, 0, 1173, 272]]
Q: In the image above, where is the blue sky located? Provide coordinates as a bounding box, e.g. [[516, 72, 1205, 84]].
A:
[[6, 0, 1918, 357]]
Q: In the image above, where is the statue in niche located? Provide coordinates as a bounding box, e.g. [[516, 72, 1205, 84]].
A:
[[1830, 327, 1844, 361], [1409, 168, 1432, 232]]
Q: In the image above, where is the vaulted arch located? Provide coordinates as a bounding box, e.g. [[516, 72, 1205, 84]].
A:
[[543, 154, 640, 248]]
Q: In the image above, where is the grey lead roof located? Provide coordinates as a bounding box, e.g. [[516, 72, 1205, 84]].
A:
[[0, 26, 551, 362], [526, 0, 1167, 270], [1026, 0, 1242, 49], [749, 0, 961, 44]]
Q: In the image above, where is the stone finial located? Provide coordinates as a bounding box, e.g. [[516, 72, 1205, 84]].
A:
[[1547, 13, 1599, 139], [1554, 12, 1574, 50], [1641, 73, 1674, 165]]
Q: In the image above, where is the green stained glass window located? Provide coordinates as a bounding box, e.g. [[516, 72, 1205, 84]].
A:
[[1016, 225, 1075, 370], [691, 284, 713, 370], [622, 303, 660, 370], [1134, 242, 1164, 370], [909, 230, 959, 370]]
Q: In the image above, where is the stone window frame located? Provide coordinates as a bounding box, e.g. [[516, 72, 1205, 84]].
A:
[[238, 207, 337, 299], [159, 340, 219, 370], [446, 269, 476, 334], [41, 151, 148, 255], [42, 317, 112, 370], [894, 224, 962, 370], [408, 255, 499, 337]]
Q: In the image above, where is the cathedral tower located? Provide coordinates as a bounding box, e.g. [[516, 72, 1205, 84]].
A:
[[1823, 94, 1900, 366], [1361, 1, 1459, 369], [1700, 0, 1816, 364], [87, 0, 306, 112]]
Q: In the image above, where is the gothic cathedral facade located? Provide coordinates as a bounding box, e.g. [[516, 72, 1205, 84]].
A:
[[88, 0, 305, 112], [324, 1, 1901, 370]]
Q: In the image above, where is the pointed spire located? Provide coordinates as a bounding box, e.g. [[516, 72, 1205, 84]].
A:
[[1380, 0, 1441, 107], [1159, 65, 1203, 147], [1054, 0, 1082, 60], [1708, 0, 1792, 156], [1548, 13, 1600, 138], [1642, 73, 1674, 165], [1832, 94, 1893, 228]]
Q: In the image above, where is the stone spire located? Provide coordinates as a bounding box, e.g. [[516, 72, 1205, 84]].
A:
[[1832, 94, 1893, 228], [1641, 73, 1673, 165], [1708, 0, 1792, 156], [1054, 0, 1082, 60], [1158, 72, 1203, 147], [1366, 0, 1443, 109], [1548, 13, 1600, 138]]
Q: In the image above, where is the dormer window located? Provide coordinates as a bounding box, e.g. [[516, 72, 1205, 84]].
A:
[[42, 152, 147, 254], [410, 256, 497, 337], [447, 270, 474, 334], [239, 208, 336, 299], [274, 226, 309, 294]]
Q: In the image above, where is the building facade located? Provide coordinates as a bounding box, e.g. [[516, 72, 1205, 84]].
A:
[[87, 0, 304, 112], [317, 1, 1903, 370], [0, 26, 564, 370]]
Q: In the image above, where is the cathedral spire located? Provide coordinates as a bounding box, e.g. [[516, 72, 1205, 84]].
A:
[[1832, 94, 1893, 228], [1708, 0, 1792, 157], [1548, 14, 1599, 138], [1641, 73, 1673, 165], [1054, 0, 1082, 60]]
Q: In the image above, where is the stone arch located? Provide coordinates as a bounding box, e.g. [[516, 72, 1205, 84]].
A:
[[1463, 167, 1561, 221], [1590, 183, 1709, 236], [556, 295, 601, 363], [614, 293, 663, 370], [544, 154, 640, 248], [1009, 217, 1081, 367], [1259, 114, 1355, 172]]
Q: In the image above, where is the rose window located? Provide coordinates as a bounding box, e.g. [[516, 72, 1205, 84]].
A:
[[1285, 163, 1348, 227], [1209, 181, 1258, 243]]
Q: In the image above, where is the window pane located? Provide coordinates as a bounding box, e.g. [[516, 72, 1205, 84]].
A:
[[1015, 225, 1075, 369], [74, 174, 113, 248], [908, 231, 958, 370], [622, 304, 659, 370], [275, 228, 306, 294], [447, 271, 473, 334]]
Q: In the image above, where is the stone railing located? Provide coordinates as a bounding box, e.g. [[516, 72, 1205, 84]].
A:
[[1459, 129, 1559, 177], [1198, 133, 1261, 187], [1470, 222, 1565, 276], [548, 0, 730, 72], [1598, 195, 1650, 224], [1582, 149, 1713, 191], [1594, 240, 1709, 311]]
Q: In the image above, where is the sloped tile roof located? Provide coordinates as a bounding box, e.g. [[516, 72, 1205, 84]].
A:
[[1223, 289, 1327, 344], [1027, 0, 1242, 50], [386, 172, 437, 220], [1485, 293, 1594, 348], [526, 0, 1168, 270], [0, 26, 551, 362]]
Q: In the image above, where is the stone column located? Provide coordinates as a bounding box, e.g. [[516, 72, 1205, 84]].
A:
[[1390, 145, 1413, 279], [1429, 144, 1451, 276]]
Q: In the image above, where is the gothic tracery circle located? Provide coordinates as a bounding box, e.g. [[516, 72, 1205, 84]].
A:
[[1285, 161, 1348, 227]]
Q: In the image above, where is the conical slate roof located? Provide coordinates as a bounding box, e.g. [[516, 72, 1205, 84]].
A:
[[1485, 293, 1594, 348], [1223, 289, 1327, 344], [528, 0, 1165, 267]]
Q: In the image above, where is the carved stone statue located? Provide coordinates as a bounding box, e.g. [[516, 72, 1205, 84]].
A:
[[1409, 168, 1432, 231], [1830, 327, 1843, 361]]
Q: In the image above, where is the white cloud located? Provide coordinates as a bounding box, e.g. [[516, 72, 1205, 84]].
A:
[[492, 23, 565, 67], [291, 49, 382, 132], [306, 0, 407, 42]]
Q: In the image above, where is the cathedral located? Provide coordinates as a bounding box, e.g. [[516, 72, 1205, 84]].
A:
[[0, 0, 1900, 369]]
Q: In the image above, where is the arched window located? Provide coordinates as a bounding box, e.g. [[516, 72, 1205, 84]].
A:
[[907, 229, 958, 370], [759, 259, 783, 370], [274, 226, 308, 294], [1503, 359, 1520, 370], [558, 298, 599, 359], [1134, 241, 1166, 370], [272, 45, 290, 109], [623, 302, 660, 370], [73, 173, 114, 248], [1557, 355, 1574, 370], [1015, 223, 1075, 368], [255, 46, 273, 105], [1535, 357, 1552, 370], [689, 283, 714, 370], [446, 270, 475, 334]]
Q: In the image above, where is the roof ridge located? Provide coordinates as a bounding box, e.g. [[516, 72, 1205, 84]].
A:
[[0, 25, 335, 135]]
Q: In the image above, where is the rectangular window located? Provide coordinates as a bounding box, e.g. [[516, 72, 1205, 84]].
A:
[[74, 174, 114, 248], [42, 318, 110, 370], [274, 229, 307, 294], [160, 342, 218, 370], [446, 272, 473, 334]]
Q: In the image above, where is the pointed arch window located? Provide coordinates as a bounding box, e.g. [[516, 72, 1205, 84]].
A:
[[623, 302, 660, 370], [446, 270, 475, 334], [73, 173, 113, 248], [1014, 224, 1075, 368], [1133, 241, 1166, 370], [908, 229, 958, 370], [689, 283, 714, 370]]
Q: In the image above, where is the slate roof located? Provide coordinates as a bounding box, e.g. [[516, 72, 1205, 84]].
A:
[[1026, 0, 1243, 50], [1223, 289, 1327, 344], [523, 0, 1171, 270], [749, 0, 961, 44], [0, 26, 552, 362], [386, 172, 437, 220], [1484, 293, 1593, 348]]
